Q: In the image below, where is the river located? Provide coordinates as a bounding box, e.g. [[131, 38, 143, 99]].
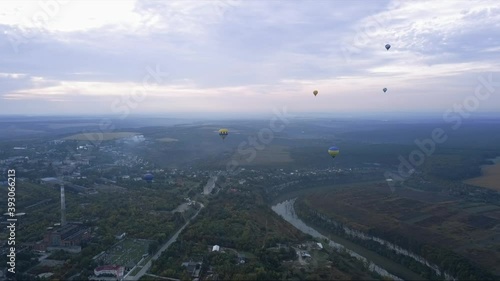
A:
[[203, 174, 218, 195], [272, 198, 456, 281]]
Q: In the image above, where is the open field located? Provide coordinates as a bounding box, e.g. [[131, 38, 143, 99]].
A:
[[157, 137, 179, 142], [94, 184, 127, 192], [47, 122, 100, 129], [231, 144, 293, 165], [63, 132, 139, 141], [465, 163, 500, 191], [299, 183, 500, 276], [100, 238, 150, 268]]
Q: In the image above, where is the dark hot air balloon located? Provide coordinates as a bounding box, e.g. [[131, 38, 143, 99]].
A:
[[143, 173, 154, 183]]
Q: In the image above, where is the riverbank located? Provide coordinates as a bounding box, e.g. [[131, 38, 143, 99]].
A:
[[273, 181, 498, 280], [272, 199, 424, 280]]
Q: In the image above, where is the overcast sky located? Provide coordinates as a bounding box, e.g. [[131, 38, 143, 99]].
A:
[[1, 0, 499, 117]]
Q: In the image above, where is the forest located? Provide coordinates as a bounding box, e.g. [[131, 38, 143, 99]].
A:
[[294, 195, 498, 280]]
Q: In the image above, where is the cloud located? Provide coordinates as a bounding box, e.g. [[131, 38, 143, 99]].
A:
[[0, 0, 499, 116], [0, 72, 26, 79]]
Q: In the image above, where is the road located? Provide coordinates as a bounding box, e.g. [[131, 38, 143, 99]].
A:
[[124, 203, 204, 281]]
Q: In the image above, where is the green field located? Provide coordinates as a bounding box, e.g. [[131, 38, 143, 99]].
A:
[[48, 122, 101, 129], [100, 238, 151, 267], [297, 183, 500, 278], [157, 137, 179, 142], [64, 131, 139, 141], [463, 205, 500, 214], [231, 145, 293, 166], [465, 163, 500, 191]]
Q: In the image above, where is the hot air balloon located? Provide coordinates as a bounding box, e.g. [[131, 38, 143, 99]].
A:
[[383, 88, 387, 93], [143, 173, 154, 183], [328, 146, 340, 158], [385, 44, 391, 50], [313, 90, 318, 96], [219, 128, 229, 140]]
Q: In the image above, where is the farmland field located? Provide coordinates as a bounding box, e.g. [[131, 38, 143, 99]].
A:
[[231, 144, 293, 165], [47, 122, 100, 129], [297, 183, 500, 276], [64, 132, 139, 141], [157, 137, 179, 142], [465, 163, 500, 191], [99, 238, 151, 268]]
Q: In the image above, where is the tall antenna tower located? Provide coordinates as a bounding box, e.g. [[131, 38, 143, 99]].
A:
[[60, 185, 66, 226]]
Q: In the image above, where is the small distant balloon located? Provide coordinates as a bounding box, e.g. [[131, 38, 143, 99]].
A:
[[328, 146, 340, 158], [143, 173, 154, 183], [385, 44, 391, 50], [313, 90, 318, 96], [383, 88, 387, 93], [219, 128, 229, 140]]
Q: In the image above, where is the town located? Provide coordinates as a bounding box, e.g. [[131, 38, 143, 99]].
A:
[[0, 134, 385, 280]]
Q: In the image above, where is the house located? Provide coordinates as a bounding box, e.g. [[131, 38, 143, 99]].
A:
[[181, 261, 202, 278], [237, 253, 246, 264], [34, 223, 91, 252], [212, 245, 220, 252]]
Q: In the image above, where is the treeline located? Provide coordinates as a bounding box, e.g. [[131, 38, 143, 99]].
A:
[[295, 198, 497, 280], [182, 190, 303, 252], [294, 199, 430, 280], [262, 172, 384, 203], [86, 192, 186, 242]]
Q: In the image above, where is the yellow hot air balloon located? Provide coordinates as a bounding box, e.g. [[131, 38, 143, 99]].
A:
[[218, 128, 229, 141], [313, 90, 318, 96]]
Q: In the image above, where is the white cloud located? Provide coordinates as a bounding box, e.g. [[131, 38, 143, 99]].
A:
[[0, 72, 26, 79], [0, 0, 499, 115], [0, 0, 141, 32]]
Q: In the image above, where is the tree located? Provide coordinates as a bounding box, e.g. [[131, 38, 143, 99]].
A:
[[149, 241, 159, 255]]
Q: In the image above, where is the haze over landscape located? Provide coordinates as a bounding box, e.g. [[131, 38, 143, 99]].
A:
[[1, 1, 500, 281]]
